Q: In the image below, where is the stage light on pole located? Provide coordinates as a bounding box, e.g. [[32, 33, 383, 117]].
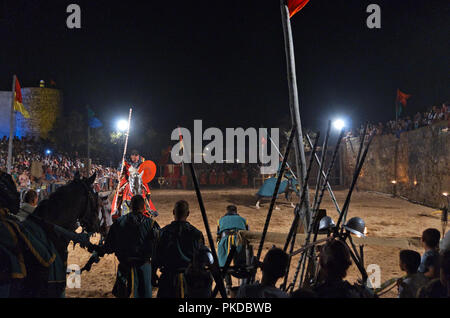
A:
[[332, 119, 346, 131], [116, 119, 129, 132]]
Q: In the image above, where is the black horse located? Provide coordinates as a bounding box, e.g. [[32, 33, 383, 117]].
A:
[[0, 172, 100, 298]]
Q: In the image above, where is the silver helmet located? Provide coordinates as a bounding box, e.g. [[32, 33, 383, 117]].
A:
[[318, 216, 336, 234], [343, 217, 366, 237]]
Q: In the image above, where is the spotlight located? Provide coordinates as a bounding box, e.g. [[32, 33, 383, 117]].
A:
[[332, 119, 346, 131], [45, 149, 52, 155], [116, 119, 129, 132], [443, 192, 449, 197], [391, 180, 397, 184]]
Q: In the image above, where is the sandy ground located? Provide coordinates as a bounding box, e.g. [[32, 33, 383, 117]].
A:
[[66, 187, 441, 298]]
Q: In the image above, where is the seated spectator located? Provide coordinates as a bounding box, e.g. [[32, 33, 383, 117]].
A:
[[397, 250, 428, 298], [417, 250, 450, 298], [418, 228, 440, 273], [313, 240, 373, 298], [16, 189, 38, 221], [236, 247, 289, 298]]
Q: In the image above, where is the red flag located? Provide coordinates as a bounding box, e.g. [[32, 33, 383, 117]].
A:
[[14, 77, 30, 118], [287, 0, 310, 18], [396, 89, 411, 107]]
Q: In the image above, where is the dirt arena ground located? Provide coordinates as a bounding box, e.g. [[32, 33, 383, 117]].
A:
[[66, 187, 441, 298]]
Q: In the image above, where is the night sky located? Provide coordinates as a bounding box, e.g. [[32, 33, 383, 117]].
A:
[[0, 0, 448, 147]]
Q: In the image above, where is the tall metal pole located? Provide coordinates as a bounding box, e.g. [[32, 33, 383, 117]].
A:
[[280, 0, 311, 228], [7, 75, 17, 174]]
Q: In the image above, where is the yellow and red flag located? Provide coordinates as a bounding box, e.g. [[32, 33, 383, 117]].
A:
[[14, 77, 30, 118], [287, 0, 310, 18]]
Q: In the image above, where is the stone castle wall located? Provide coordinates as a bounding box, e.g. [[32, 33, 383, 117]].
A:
[[341, 122, 450, 208], [0, 88, 62, 139], [19, 88, 63, 139]]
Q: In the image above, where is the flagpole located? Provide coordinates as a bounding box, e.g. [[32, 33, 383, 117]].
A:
[[7, 75, 17, 174], [395, 90, 398, 125], [280, 0, 311, 227]]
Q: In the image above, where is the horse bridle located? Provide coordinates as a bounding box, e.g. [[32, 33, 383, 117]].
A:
[[130, 172, 142, 196]]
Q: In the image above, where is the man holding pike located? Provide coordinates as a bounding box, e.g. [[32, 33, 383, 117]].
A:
[[112, 149, 158, 218]]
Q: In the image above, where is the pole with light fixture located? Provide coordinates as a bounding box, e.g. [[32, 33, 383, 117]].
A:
[[391, 180, 397, 197]]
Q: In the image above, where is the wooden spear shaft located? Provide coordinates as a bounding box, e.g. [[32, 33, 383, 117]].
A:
[[256, 126, 296, 263], [111, 108, 132, 213]]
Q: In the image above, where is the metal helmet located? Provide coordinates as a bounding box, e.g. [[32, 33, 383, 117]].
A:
[[343, 217, 366, 237], [195, 245, 214, 266], [318, 216, 336, 234]]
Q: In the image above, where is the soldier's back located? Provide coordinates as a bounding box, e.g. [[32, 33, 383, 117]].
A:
[[107, 213, 159, 261], [157, 221, 204, 271]]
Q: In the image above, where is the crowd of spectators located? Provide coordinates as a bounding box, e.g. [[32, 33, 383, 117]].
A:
[[346, 102, 450, 138], [0, 136, 118, 198]]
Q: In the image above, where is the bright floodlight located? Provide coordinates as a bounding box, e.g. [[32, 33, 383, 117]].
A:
[[117, 119, 129, 132], [333, 119, 346, 130]]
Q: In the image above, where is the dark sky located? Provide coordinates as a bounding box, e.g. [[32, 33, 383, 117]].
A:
[[0, 0, 448, 141]]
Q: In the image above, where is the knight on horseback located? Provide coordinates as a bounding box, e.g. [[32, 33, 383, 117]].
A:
[[112, 150, 158, 219]]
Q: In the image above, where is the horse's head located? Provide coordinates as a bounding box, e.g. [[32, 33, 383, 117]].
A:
[[128, 167, 144, 196], [77, 172, 101, 234], [33, 172, 101, 235]]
